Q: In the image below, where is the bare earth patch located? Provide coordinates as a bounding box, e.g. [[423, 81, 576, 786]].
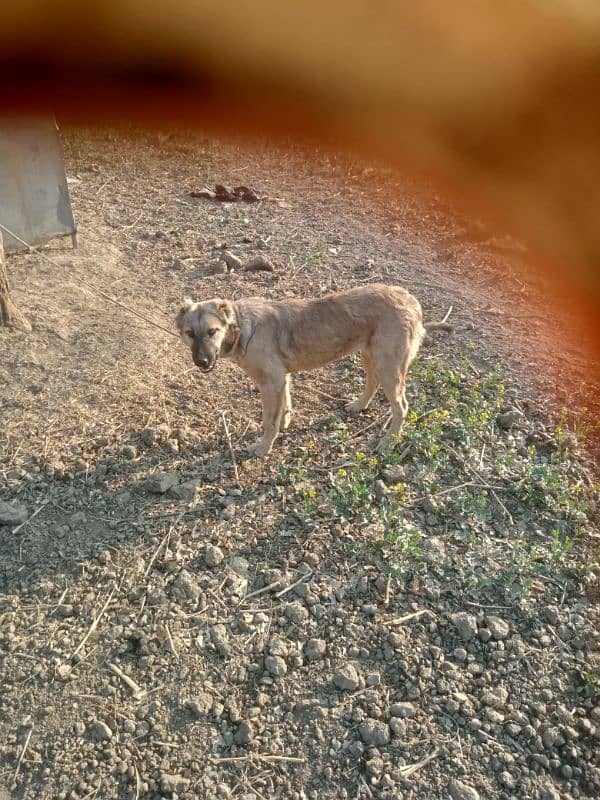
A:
[[0, 128, 599, 800]]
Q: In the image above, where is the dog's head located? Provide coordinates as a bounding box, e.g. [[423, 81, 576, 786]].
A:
[[175, 297, 237, 372]]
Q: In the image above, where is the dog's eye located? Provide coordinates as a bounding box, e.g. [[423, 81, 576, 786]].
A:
[[186, 330, 195, 338], [207, 328, 218, 337]]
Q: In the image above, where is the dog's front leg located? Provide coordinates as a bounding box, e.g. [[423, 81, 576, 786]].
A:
[[281, 375, 292, 431], [248, 378, 286, 457]]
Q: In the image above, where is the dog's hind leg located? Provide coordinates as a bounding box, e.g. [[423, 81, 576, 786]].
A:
[[281, 375, 293, 431], [345, 352, 379, 413], [372, 354, 410, 452], [248, 374, 287, 457]]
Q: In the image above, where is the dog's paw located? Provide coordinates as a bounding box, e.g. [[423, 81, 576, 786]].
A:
[[345, 400, 365, 414], [247, 440, 272, 458]]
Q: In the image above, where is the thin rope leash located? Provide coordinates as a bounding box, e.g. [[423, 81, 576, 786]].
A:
[[0, 221, 180, 339]]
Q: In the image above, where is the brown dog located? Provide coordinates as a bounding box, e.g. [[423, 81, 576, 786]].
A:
[[176, 283, 448, 457]]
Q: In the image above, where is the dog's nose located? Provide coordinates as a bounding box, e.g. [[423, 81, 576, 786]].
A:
[[195, 356, 209, 369]]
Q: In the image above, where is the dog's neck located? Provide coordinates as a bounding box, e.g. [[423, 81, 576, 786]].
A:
[[219, 302, 242, 358], [220, 324, 240, 357], [219, 301, 256, 360]]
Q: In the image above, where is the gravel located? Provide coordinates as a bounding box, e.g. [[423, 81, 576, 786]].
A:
[[0, 129, 598, 800]]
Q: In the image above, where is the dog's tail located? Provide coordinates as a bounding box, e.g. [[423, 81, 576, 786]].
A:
[[424, 321, 453, 334]]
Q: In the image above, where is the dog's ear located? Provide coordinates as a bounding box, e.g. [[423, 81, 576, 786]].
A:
[[216, 299, 235, 323], [175, 297, 194, 333]]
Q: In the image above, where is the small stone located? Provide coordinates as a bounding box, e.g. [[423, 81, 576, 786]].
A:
[[74, 721, 86, 736], [140, 427, 157, 446], [348, 740, 364, 758], [186, 694, 213, 718], [486, 615, 510, 640], [333, 664, 360, 691], [265, 655, 287, 677], [170, 570, 201, 604], [120, 444, 137, 459], [205, 544, 225, 567], [304, 638, 326, 661], [358, 720, 390, 746], [0, 500, 28, 526], [221, 251, 243, 271], [210, 624, 231, 656], [145, 471, 179, 494], [453, 647, 468, 662], [234, 720, 254, 745], [542, 605, 561, 625], [244, 255, 274, 272], [496, 409, 522, 430], [361, 603, 378, 616], [560, 764, 573, 779], [448, 778, 480, 800], [481, 687, 509, 707], [267, 636, 288, 656], [381, 464, 405, 485], [390, 717, 407, 736], [365, 756, 384, 776], [169, 479, 201, 501], [499, 771, 516, 789], [160, 774, 189, 793], [451, 612, 478, 641], [136, 720, 151, 736], [229, 556, 250, 577], [542, 727, 565, 749], [285, 602, 309, 625], [122, 719, 136, 734], [88, 721, 113, 741], [390, 702, 416, 718]]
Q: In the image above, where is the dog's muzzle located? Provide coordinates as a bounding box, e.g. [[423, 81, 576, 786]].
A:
[[193, 354, 216, 372]]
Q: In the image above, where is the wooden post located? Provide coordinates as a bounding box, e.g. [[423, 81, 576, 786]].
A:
[[0, 230, 31, 332]]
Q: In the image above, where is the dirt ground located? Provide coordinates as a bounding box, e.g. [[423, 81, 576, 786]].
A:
[[0, 128, 599, 800]]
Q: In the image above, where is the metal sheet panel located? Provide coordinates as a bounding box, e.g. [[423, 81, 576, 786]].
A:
[[0, 117, 76, 253]]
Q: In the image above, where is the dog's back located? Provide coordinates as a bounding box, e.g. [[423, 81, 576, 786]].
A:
[[242, 283, 424, 372]]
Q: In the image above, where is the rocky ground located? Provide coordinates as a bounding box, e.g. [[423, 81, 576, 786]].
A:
[[0, 128, 599, 799]]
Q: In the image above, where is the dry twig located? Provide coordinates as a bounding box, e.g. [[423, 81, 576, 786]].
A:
[[13, 726, 33, 782], [108, 662, 145, 701], [387, 609, 434, 625], [397, 748, 439, 776], [221, 411, 241, 487], [275, 572, 313, 598], [71, 583, 117, 660], [11, 500, 50, 535]]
